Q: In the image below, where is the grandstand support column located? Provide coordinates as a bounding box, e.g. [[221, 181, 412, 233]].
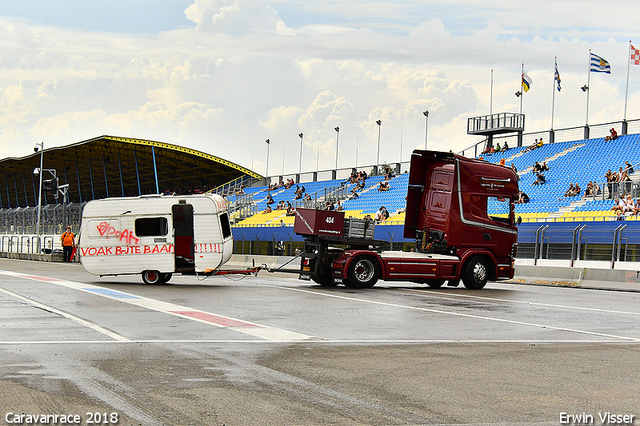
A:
[[102, 155, 109, 198], [151, 146, 159, 194], [516, 132, 522, 148], [583, 126, 590, 140], [549, 130, 555, 144], [622, 120, 628, 135]]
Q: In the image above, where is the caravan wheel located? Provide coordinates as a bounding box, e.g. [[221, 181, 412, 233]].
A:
[[142, 270, 161, 285]]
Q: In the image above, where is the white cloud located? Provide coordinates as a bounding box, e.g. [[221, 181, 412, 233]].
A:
[[0, 0, 636, 178]]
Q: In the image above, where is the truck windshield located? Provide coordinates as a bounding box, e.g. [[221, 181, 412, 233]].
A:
[[487, 196, 512, 225]]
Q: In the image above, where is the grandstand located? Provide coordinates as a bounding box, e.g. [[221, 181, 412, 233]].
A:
[[230, 133, 640, 228], [2, 122, 640, 266]]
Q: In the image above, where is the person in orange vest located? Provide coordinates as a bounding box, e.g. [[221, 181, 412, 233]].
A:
[[61, 226, 76, 262]]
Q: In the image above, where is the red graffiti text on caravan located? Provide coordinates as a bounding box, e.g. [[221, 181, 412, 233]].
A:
[[80, 244, 174, 257], [97, 221, 140, 245]]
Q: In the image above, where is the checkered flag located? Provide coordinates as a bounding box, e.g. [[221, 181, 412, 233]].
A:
[[631, 44, 640, 65]]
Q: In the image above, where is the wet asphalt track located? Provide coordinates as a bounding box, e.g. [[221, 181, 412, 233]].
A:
[[1, 258, 639, 426]]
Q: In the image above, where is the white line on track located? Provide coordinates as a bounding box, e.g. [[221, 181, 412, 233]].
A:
[[0, 270, 315, 342], [396, 286, 640, 316], [0, 287, 130, 342], [273, 285, 640, 342], [0, 339, 637, 345]]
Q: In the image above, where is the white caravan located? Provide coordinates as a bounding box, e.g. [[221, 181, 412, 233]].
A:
[[78, 194, 233, 284]]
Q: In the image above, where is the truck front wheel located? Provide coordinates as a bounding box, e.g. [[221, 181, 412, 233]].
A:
[[345, 255, 379, 288], [461, 256, 489, 290]]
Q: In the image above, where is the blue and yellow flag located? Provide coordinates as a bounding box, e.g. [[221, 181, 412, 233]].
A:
[[522, 71, 533, 92]]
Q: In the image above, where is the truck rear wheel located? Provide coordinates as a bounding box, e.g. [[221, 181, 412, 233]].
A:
[[461, 256, 489, 290], [425, 280, 445, 288], [160, 273, 172, 284], [142, 270, 162, 285], [311, 272, 337, 287], [345, 255, 379, 288]]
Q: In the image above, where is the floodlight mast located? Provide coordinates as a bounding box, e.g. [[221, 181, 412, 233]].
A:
[[35, 142, 44, 246]]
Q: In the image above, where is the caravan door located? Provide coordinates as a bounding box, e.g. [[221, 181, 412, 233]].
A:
[[172, 204, 195, 272]]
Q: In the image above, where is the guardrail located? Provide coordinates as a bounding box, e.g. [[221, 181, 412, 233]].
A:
[[0, 234, 60, 261]]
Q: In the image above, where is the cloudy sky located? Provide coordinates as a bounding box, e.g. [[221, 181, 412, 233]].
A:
[[0, 0, 638, 176]]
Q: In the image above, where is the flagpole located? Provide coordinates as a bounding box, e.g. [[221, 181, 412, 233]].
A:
[[586, 49, 591, 126], [490, 69, 493, 116], [520, 63, 524, 114], [624, 40, 632, 122], [551, 57, 557, 130]]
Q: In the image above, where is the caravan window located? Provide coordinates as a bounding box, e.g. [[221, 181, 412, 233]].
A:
[[220, 212, 232, 239], [135, 217, 168, 237]]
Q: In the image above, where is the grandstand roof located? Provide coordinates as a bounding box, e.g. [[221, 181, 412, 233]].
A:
[[0, 135, 261, 208]]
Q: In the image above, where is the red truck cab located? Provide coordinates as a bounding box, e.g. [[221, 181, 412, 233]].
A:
[[297, 150, 519, 290]]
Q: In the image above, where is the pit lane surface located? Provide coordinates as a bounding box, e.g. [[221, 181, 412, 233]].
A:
[[1, 258, 639, 426]]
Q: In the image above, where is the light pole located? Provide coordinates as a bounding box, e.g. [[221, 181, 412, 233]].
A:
[[34, 142, 44, 240], [334, 126, 340, 171], [298, 133, 303, 176], [376, 120, 382, 169], [265, 139, 270, 182], [281, 137, 286, 176], [423, 110, 429, 149]]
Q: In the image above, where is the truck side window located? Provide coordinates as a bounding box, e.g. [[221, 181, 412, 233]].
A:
[[135, 217, 168, 237], [487, 196, 511, 224]]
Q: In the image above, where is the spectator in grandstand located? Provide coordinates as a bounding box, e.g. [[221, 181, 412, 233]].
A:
[[375, 206, 389, 223], [524, 139, 537, 153], [585, 181, 594, 197], [285, 178, 294, 189], [304, 193, 312, 201], [347, 191, 359, 200], [540, 162, 549, 171], [532, 172, 546, 185], [502, 142, 509, 152], [619, 166, 632, 194], [564, 183, 581, 197], [324, 201, 335, 211], [533, 162, 541, 172], [286, 202, 296, 216], [383, 164, 395, 180], [622, 195, 634, 213], [611, 198, 625, 214], [616, 210, 625, 221], [624, 160, 634, 175], [605, 127, 618, 141], [263, 205, 272, 214], [378, 180, 390, 191], [335, 200, 344, 211], [516, 191, 529, 204], [633, 199, 640, 216], [605, 170, 616, 198], [495, 143, 501, 153], [266, 194, 274, 204]]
